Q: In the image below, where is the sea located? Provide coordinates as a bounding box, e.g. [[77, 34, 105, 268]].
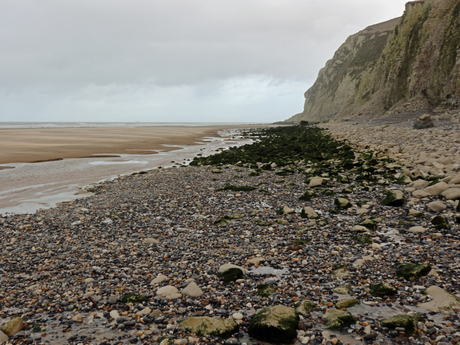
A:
[[0, 122, 263, 215]]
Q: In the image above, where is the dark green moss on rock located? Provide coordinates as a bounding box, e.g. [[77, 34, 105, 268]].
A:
[[294, 300, 316, 315], [380, 314, 424, 336], [121, 293, 147, 304], [218, 268, 244, 284], [382, 190, 406, 206], [180, 316, 238, 338], [324, 309, 356, 330], [257, 284, 276, 298], [248, 305, 299, 343], [369, 283, 398, 297], [336, 298, 360, 309], [396, 263, 431, 280]]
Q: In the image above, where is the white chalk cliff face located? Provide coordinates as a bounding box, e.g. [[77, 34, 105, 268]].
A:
[[288, 0, 460, 123]]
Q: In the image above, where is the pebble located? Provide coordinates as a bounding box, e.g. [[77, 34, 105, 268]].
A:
[[1, 120, 460, 344]]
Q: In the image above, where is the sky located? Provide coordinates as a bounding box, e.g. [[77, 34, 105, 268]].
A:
[[0, 0, 407, 123]]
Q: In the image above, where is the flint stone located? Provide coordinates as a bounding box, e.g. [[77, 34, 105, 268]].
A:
[[143, 238, 160, 244], [181, 282, 204, 297], [232, 312, 244, 320], [408, 226, 426, 233], [137, 307, 151, 316], [427, 201, 447, 212], [151, 274, 169, 284], [110, 310, 121, 319], [0, 317, 23, 336], [156, 286, 182, 299], [247, 257, 264, 265]]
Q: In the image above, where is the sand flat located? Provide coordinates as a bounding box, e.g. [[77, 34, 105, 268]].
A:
[[0, 125, 261, 165]]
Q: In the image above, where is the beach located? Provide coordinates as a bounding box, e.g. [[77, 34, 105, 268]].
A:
[[0, 124, 268, 215], [0, 125, 267, 166], [1, 118, 460, 344]]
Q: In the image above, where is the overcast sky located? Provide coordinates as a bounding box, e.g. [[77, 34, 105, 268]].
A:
[[0, 0, 407, 123]]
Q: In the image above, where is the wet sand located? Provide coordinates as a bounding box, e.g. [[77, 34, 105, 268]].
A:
[[0, 125, 263, 214], [0, 125, 266, 165]]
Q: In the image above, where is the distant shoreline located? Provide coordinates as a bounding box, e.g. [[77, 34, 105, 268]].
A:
[[0, 124, 271, 166]]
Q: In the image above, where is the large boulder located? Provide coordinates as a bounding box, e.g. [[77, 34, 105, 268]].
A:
[[441, 188, 460, 200], [380, 314, 423, 336], [417, 286, 460, 312], [324, 309, 356, 329], [335, 298, 360, 309], [369, 283, 397, 297], [396, 263, 431, 280], [382, 190, 406, 206], [217, 266, 244, 284], [248, 305, 299, 343], [413, 114, 434, 129], [424, 182, 449, 196], [180, 316, 238, 338], [427, 200, 447, 212], [431, 215, 450, 230], [0, 317, 23, 336]]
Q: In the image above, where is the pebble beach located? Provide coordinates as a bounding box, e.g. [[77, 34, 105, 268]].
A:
[[1, 115, 460, 345]]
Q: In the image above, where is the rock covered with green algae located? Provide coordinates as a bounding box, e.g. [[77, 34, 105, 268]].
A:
[[382, 190, 406, 206], [334, 197, 352, 209], [217, 268, 244, 284], [335, 298, 360, 309], [324, 309, 356, 330], [380, 313, 424, 336], [180, 317, 238, 338], [294, 300, 316, 315], [356, 218, 377, 231], [396, 263, 431, 280], [257, 284, 276, 297], [0, 317, 23, 336], [333, 286, 351, 295], [248, 305, 299, 343], [369, 283, 398, 297]]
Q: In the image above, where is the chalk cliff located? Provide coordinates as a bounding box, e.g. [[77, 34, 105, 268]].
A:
[[288, 0, 460, 123]]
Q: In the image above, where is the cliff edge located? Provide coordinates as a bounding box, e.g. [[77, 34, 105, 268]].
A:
[[288, 0, 460, 123]]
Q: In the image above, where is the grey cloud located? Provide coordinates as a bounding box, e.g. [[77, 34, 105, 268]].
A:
[[0, 0, 405, 121]]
